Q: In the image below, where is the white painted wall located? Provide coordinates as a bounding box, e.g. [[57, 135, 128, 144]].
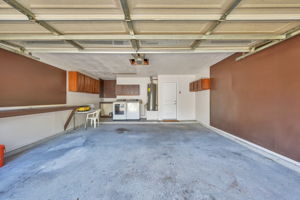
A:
[[158, 75, 196, 120], [116, 76, 156, 118], [0, 72, 100, 152], [195, 67, 210, 125], [0, 111, 69, 152]]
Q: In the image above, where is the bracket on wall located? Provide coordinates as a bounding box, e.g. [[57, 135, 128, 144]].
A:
[[236, 25, 300, 61], [0, 40, 39, 60]]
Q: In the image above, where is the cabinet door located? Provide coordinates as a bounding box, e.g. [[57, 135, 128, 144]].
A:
[[78, 73, 85, 92], [90, 78, 94, 93], [84, 76, 90, 93], [68, 71, 101, 94], [115, 85, 139, 95], [89, 78, 93, 93], [91, 79, 96, 93], [189, 82, 193, 92], [191, 81, 196, 92], [201, 78, 211, 90], [94, 80, 100, 94], [102, 80, 116, 98], [197, 80, 202, 91], [194, 81, 198, 91], [68, 71, 78, 92], [92, 79, 95, 93], [92, 79, 97, 94]]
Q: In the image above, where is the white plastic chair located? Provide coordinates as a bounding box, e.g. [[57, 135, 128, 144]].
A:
[[85, 109, 101, 129]]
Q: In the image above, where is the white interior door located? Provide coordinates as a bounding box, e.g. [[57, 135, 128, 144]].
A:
[[161, 82, 177, 119]]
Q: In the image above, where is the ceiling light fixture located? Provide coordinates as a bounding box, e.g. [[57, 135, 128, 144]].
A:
[[130, 54, 149, 65]]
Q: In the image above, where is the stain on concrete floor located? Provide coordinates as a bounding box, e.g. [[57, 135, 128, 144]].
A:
[[0, 124, 299, 200], [115, 128, 130, 134]]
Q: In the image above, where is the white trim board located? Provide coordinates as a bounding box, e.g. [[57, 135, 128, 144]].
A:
[[200, 123, 300, 174], [99, 121, 197, 125]]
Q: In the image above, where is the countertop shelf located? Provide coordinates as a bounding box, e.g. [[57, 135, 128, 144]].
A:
[[0, 106, 78, 118]]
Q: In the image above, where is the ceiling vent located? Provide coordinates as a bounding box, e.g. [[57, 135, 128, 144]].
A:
[[130, 54, 149, 65]]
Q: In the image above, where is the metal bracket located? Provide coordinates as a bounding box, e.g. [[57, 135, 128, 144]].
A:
[[236, 25, 300, 61], [120, 0, 139, 52]]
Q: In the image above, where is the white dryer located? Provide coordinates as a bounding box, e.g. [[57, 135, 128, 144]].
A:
[[113, 101, 127, 120]]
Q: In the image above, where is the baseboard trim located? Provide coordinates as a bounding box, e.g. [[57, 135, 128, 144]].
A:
[[99, 121, 197, 125], [200, 122, 300, 173]]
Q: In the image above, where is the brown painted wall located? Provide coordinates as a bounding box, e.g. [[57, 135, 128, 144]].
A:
[[210, 35, 300, 161], [0, 49, 66, 107]]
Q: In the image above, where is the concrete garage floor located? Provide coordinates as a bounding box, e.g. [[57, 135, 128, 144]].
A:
[[0, 124, 300, 200]]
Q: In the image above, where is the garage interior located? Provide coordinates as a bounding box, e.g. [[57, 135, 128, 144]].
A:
[[0, 0, 300, 199]]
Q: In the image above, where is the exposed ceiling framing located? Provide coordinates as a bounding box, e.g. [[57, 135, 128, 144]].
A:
[[3, 0, 84, 50], [0, 39, 38, 59], [0, 40, 25, 51], [191, 0, 242, 49], [0, 0, 300, 58], [0, 34, 286, 41], [236, 24, 300, 60], [120, 0, 139, 52]]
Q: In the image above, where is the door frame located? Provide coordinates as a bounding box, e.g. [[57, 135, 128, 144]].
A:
[[160, 81, 178, 120]]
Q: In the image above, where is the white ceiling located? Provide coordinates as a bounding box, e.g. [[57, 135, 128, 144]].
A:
[[35, 53, 232, 79]]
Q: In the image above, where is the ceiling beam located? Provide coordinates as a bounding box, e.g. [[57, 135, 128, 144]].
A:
[[236, 25, 300, 61], [1, 14, 300, 21], [3, 0, 84, 50], [191, 0, 242, 49], [0, 34, 285, 41], [120, 0, 139, 52], [65, 40, 84, 50], [23, 46, 250, 53]]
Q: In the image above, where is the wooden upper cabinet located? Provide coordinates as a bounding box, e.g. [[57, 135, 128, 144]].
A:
[[77, 73, 85, 92], [197, 80, 202, 91], [100, 80, 116, 98], [189, 82, 193, 92], [94, 79, 100, 94], [69, 71, 85, 92], [68, 71, 100, 94], [193, 81, 198, 92], [201, 78, 211, 90], [189, 78, 211, 92], [83, 75, 89, 92], [115, 85, 140, 96]]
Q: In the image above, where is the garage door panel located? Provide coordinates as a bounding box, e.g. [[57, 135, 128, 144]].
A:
[[15, 0, 119, 9], [214, 21, 300, 34], [133, 21, 213, 34], [0, 21, 50, 33], [128, 0, 236, 20], [47, 21, 127, 34]]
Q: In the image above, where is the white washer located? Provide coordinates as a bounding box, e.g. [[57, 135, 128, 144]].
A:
[[126, 100, 141, 120]]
